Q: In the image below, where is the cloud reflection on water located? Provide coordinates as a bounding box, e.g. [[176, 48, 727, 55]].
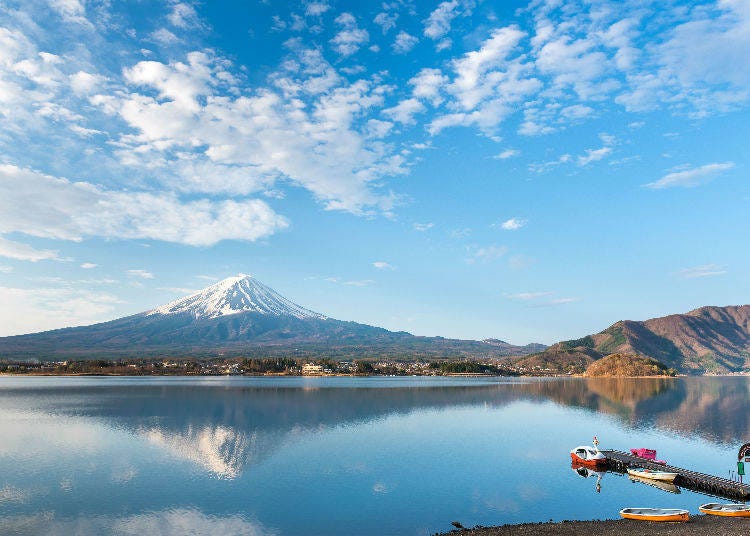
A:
[[0, 508, 275, 536]]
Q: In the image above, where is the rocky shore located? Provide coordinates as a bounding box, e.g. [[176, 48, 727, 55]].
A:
[[437, 515, 750, 535]]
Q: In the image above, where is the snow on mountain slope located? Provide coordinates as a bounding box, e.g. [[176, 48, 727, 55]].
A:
[[148, 274, 327, 320]]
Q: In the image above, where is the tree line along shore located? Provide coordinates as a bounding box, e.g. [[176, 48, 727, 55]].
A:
[[0, 352, 684, 377]]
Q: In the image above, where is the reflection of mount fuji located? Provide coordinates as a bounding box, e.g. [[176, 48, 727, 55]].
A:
[[39, 378, 750, 478], [139, 424, 262, 479]]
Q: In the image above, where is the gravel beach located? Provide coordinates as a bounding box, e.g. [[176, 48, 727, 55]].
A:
[[437, 515, 750, 535]]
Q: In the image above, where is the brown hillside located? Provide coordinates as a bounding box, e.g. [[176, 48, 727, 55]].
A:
[[584, 354, 675, 377], [518, 304, 750, 374], [514, 346, 600, 374]]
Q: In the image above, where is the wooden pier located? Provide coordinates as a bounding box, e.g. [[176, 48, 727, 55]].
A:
[[601, 449, 750, 501]]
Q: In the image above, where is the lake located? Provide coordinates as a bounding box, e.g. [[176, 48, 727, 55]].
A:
[[0, 375, 748, 535]]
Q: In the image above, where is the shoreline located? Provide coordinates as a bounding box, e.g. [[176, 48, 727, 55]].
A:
[[0, 372, 685, 378], [436, 515, 750, 535]]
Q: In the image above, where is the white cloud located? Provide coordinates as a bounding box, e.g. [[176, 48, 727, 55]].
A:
[[0, 508, 273, 536], [676, 264, 727, 279], [506, 291, 553, 301], [374, 11, 398, 34], [413, 222, 434, 232], [343, 279, 375, 287], [497, 218, 526, 231], [96, 49, 405, 215], [424, 0, 462, 40], [0, 237, 58, 262], [494, 149, 519, 159], [150, 28, 182, 45], [372, 261, 395, 270], [331, 13, 369, 56], [127, 269, 154, 279], [409, 68, 448, 105], [0, 165, 288, 247], [645, 162, 735, 189], [393, 31, 418, 54], [80, 262, 98, 269], [48, 0, 90, 26], [168, 2, 201, 28], [69, 71, 105, 94], [0, 285, 121, 336], [578, 146, 612, 166], [382, 98, 425, 125], [305, 2, 330, 17], [547, 297, 579, 305], [449, 26, 529, 110], [0, 265, 13, 274], [528, 153, 572, 173], [468, 244, 507, 264], [535, 35, 613, 99], [560, 104, 594, 120]]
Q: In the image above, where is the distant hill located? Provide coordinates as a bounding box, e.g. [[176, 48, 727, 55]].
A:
[[0, 275, 545, 361], [584, 354, 675, 377], [516, 305, 750, 374]]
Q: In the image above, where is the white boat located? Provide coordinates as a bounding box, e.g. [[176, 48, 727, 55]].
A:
[[570, 445, 606, 467], [626, 468, 678, 483], [699, 503, 750, 517], [620, 508, 688, 522]]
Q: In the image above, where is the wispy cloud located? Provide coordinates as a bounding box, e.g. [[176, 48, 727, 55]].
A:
[[413, 222, 434, 232], [495, 217, 527, 231], [645, 162, 735, 189], [321, 276, 375, 287], [578, 146, 612, 166], [494, 149, 520, 159], [343, 279, 375, 287], [331, 13, 369, 56], [423, 0, 463, 40], [127, 269, 155, 280], [393, 31, 418, 54], [450, 228, 471, 239], [506, 291, 579, 307], [506, 291, 553, 301], [676, 264, 727, 279], [0, 285, 121, 336], [372, 261, 395, 270], [80, 263, 97, 269], [0, 237, 59, 262], [467, 244, 507, 264]]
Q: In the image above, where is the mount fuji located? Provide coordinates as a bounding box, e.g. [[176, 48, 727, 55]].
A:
[[0, 274, 544, 360]]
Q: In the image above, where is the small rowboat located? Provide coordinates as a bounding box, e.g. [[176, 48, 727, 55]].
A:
[[570, 445, 606, 467], [626, 468, 678, 483], [620, 508, 689, 522], [699, 503, 750, 517]]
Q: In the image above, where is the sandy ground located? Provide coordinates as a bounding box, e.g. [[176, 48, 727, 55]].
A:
[[436, 515, 750, 535]]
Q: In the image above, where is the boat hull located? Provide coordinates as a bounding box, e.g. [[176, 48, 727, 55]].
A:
[[699, 503, 750, 517], [626, 468, 678, 483], [570, 452, 605, 467], [620, 508, 689, 522]]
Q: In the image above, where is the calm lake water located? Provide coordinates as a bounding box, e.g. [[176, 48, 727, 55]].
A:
[[0, 375, 748, 535]]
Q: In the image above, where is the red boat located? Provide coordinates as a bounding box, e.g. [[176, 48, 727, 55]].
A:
[[570, 445, 606, 467]]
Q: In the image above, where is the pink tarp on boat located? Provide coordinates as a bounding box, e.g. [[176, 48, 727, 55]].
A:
[[630, 448, 666, 465]]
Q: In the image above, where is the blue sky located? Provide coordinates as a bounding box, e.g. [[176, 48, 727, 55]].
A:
[[0, 0, 747, 344]]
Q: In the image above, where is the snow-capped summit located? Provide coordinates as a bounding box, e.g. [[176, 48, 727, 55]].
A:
[[148, 274, 327, 320]]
